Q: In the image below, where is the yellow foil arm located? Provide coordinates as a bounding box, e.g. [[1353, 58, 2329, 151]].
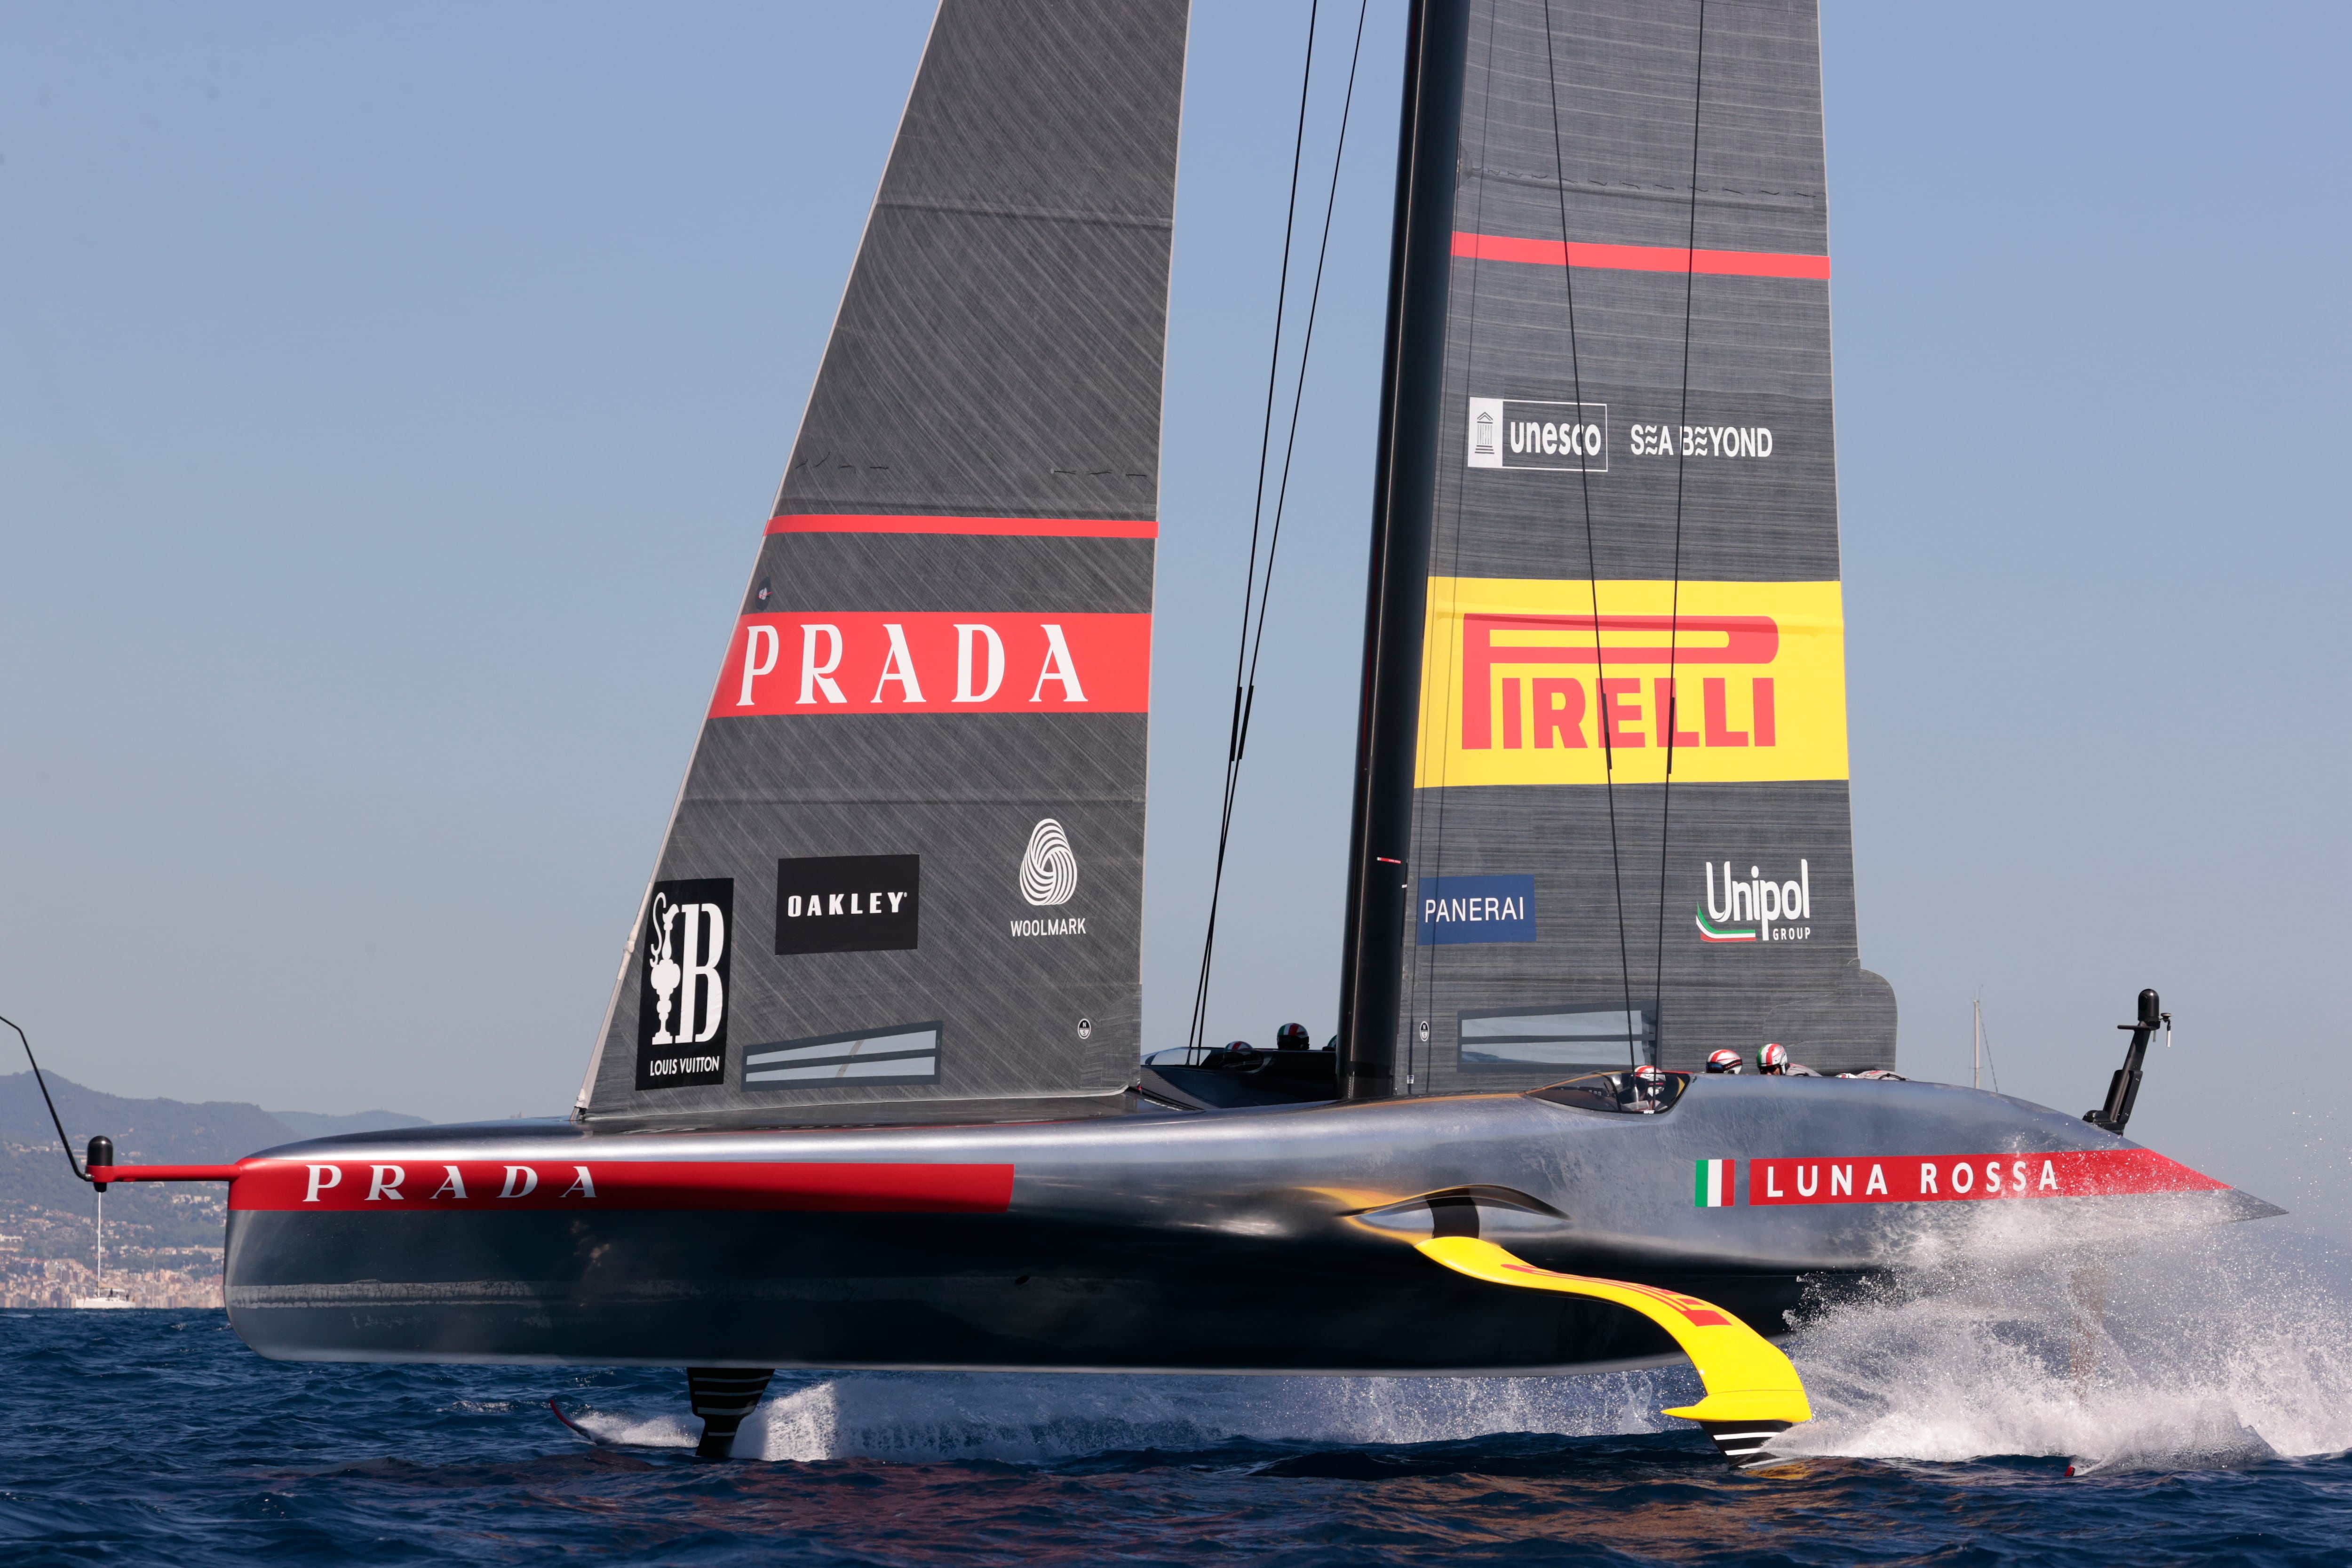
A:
[[1417, 1235, 1810, 1461]]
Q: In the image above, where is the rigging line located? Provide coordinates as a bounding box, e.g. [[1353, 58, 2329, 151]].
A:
[[1540, 0, 1639, 1059], [3, 1013, 93, 1186], [1649, 0, 1708, 1053], [1243, 0, 1373, 701], [1192, 0, 1369, 1059], [1186, 0, 1325, 1057]]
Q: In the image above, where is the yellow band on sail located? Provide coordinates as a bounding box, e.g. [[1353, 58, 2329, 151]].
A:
[[1415, 1235, 1812, 1426], [1414, 577, 1848, 788]]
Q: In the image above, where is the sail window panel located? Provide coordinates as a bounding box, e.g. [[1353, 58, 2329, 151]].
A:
[[1458, 1004, 1654, 1070], [744, 1022, 943, 1088]]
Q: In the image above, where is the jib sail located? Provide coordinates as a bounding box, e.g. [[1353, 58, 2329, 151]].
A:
[[1339, 0, 1895, 1097], [578, 0, 1190, 1121]]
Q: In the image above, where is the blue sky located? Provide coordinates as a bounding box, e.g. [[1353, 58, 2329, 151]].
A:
[[2, 2, 2345, 1234]]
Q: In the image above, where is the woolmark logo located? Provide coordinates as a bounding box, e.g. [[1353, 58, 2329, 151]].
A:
[[1696, 859, 1812, 944], [1011, 818, 1085, 938], [1019, 820, 1078, 906]]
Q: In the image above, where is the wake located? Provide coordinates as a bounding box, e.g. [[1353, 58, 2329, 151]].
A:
[[561, 1366, 1692, 1464], [559, 1223, 2352, 1471], [1776, 1219, 2352, 1469]]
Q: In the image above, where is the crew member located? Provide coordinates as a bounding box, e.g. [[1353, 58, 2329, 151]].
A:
[[1628, 1063, 1671, 1112], [1705, 1049, 1743, 1075], [1756, 1042, 1821, 1076], [1276, 1023, 1311, 1051]]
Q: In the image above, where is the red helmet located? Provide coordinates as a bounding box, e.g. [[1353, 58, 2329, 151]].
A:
[[1276, 1022, 1311, 1050], [1758, 1042, 1789, 1074], [1632, 1064, 1666, 1087], [1705, 1049, 1742, 1074]]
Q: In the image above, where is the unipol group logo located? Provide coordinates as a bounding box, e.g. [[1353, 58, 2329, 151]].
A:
[[1696, 859, 1812, 944], [635, 877, 732, 1089], [1010, 818, 1085, 938], [1414, 578, 1850, 788]]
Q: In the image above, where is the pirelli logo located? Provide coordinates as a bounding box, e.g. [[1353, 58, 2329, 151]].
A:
[[1416, 578, 1848, 787]]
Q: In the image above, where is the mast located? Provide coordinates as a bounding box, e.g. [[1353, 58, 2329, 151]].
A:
[[1337, 0, 1470, 1102]]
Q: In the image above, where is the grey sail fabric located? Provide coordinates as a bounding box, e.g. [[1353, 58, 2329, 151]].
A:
[[579, 0, 1189, 1122], [1348, 0, 1894, 1096]]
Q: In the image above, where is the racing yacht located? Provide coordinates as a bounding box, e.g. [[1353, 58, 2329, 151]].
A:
[[80, 0, 2275, 1465]]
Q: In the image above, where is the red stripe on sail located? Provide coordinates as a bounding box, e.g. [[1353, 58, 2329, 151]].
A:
[[768, 513, 1159, 539], [226, 1158, 1016, 1213], [1452, 231, 1831, 281]]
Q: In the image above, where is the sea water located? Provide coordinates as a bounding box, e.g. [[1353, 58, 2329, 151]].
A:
[[5, 1222, 2349, 1565]]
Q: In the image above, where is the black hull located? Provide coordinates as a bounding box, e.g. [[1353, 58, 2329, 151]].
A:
[[222, 1078, 2278, 1373], [227, 1206, 1797, 1372]]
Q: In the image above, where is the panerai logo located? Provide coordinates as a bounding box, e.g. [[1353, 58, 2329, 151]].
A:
[[1010, 818, 1085, 937], [1696, 860, 1812, 944], [635, 877, 732, 1089], [774, 855, 920, 955]]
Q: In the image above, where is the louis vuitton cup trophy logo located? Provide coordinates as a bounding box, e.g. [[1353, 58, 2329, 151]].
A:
[[635, 877, 733, 1088], [1009, 818, 1085, 938]]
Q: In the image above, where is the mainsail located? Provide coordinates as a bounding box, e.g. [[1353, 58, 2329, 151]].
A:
[[579, 0, 1190, 1121], [1341, 0, 1895, 1096]]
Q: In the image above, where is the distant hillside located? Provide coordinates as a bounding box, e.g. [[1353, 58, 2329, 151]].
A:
[[0, 1073, 427, 1270], [268, 1108, 430, 1138]]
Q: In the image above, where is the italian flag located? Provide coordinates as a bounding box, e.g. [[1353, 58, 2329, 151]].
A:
[[1694, 1158, 1735, 1208]]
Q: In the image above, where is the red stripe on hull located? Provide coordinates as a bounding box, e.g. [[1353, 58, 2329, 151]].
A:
[[221, 1159, 1015, 1214], [88, 1164, 240, 1183], [1452, 231, 1831, 281], [768, 513, 1158, 539], [1747, 1148, 2226, 1206]]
